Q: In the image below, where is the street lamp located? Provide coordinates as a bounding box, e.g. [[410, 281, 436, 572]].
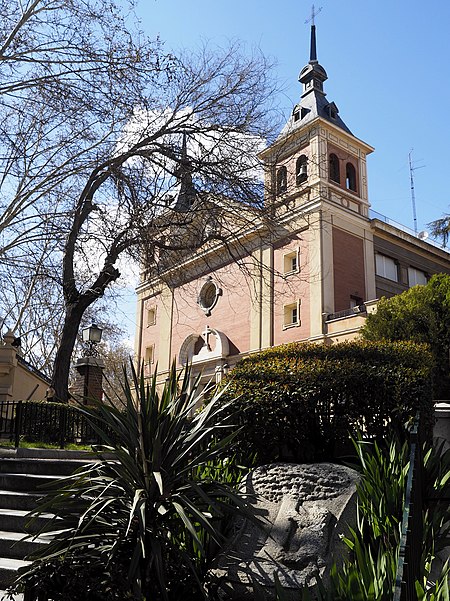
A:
[[82, 323, 103, 357], [74, 323, 104, 404]]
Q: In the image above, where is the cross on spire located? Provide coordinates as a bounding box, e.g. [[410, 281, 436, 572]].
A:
[[304, 4, 322, 26], [304, 5, 322, 63]]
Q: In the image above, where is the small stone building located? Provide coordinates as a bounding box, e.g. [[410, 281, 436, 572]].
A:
[[0, 331, 49, 402]]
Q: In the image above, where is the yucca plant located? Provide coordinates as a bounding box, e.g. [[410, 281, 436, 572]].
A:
[[13, 363, 254, 601]]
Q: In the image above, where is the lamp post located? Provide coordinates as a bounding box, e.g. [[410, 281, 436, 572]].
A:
[[73, 323, 104, 404], [82, 323, 103, 357]]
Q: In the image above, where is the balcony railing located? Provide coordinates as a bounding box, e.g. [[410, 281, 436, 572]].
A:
[[326, 304, 367, 321], [370, 210, 444, 251]]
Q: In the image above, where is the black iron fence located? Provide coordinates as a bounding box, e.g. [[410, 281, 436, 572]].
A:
[[0, 399, 105, 448], [393, 416, 423, 601]]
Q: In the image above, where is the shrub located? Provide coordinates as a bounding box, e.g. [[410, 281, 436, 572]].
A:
[[220, 340, 433, 465], [361, 273, 450, 398]]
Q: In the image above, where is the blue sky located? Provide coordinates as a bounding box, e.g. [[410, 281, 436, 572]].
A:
[[134, 0, 450, 234]]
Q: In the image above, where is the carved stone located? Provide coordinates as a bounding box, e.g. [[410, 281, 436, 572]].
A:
[[207, 463, 359, 600]]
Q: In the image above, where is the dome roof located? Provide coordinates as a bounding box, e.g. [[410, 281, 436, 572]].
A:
[[299, 62, 327, 83]]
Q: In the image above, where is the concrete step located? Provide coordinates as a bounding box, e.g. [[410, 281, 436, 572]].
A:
[[0, 474, 59, 493], [0, 510, 54, 535], [0, 447, 112, 462], [0, 557, 31, 588], [0, 452, 80, 595], [15, 448, 94, 460], [0, 531, 50, 560], [0, 458, 88, 477], [0, 447, 95, 460], [0, 492, 42, 513]]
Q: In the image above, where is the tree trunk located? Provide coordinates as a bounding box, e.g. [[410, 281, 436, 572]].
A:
[[51, 304, 85, 402]]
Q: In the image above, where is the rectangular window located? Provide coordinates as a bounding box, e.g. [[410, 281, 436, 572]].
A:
[[283, 301, 301, 328], [283, 250, 300, 275], [375, 254, 398, 282], [147, 307, 156, 327], [292, 306, 298, 323], [408, 267, 427, 287], [144, 346, 154, 375]]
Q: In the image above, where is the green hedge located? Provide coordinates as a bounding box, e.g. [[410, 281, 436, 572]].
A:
[[220, 340, 434, 464]]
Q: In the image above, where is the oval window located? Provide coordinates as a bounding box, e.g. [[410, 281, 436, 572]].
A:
[[198, 280, 222, 315]]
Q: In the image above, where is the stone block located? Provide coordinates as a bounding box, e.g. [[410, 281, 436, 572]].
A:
[[207, 462, 359, 600]]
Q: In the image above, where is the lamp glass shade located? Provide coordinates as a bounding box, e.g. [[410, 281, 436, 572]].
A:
[[82, 323, 103, 343]]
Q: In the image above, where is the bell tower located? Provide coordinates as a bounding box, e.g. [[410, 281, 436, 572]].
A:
[[260, 19, 376, 340]]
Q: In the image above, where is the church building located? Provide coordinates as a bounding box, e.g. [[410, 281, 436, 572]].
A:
[[135, 24, 450, 387]]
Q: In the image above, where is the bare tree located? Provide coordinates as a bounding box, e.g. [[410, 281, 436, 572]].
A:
[[98, 341, 134, 408], [0, 0, 279, 401], [0, 0, 165, 257], [0, 250, 124, 377], [0, 241, 63, 372], [0, 0, 165, 393]]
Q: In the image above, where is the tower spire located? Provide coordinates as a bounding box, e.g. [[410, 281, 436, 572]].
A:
[[173, 131, 195, 213], [299, 7, 327, 97], [181, 130, 188, 161], [305, 5, 322, 62], [310, 24, 317, 62], [277, 4, 352, 138]]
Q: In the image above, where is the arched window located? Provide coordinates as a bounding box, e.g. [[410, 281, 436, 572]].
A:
[[329, 153, 340, 183], [346, 162, 357, 192], [296, 155, 308, 185], [276, 166, 287, 194]]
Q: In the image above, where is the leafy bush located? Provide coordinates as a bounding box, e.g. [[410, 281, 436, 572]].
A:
[[361, 273, 450, 398], [220, 340, 433, 464]]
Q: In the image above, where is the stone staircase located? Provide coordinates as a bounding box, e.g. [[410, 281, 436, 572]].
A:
[[0, 447, 91, 600]]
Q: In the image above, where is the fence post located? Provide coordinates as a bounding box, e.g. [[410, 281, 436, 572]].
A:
[[59, 404, 66, 449], [393, 413, 422, 601], [14, 401, 22, 448]]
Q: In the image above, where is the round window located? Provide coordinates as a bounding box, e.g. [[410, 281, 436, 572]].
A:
[[198, 280, 221, 315]]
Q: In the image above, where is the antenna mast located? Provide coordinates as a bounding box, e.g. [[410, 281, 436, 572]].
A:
[[408, 150, 418, 234], [408, 149, 425, 235]]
